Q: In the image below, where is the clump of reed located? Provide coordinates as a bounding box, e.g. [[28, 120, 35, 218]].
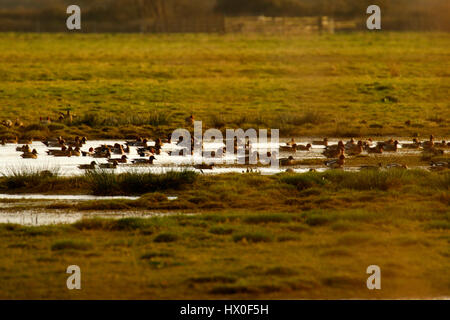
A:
[[0, 166, 60, 190], [84, 169, 197, 195]]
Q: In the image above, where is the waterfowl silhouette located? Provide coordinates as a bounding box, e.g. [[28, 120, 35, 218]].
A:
[[16, 145, 31, 152], [296, 143, 312, 151], [194, 163, 214, 170], [402, 138, 421, 149], [99, 161, 118, 169], [360, 163, 383, 171], [382, 140, 399, 152], [422, 135, 435, 149], [132, 155, 156, 164], [312, 138, 328, 146], [108, 155, 128, 164], [78, 161, 97, 170], [21, 149, 38, 159], [324, 154, 345, 169], [347, 141, 363, 156], [367, 145, 383, 154]]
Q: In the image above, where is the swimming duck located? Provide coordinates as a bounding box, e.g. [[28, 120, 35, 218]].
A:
[[16, 145, 31, 152], [402, 138, 421, 149], [381, 140, 399, 152], [78, 161, 97, 170], [367, 145, 383, 154], [81, 147, 95, 157], [422, 135, 435, 149], [286, 138, 296, 146], [434, 140, 448, 148], [280, 156, 295, 166], [2, 136, 18, 144], [71, 147, 81, 157], [322, 145, 344, 158], [280, 144, 297, 152], [99, 161, 118, 169], [429, 161, 449, 171], [347, 141, 363, 156], [296, 143, 312, 151], [237, 151, 260, 165], [108, 155, 128, 164], [132, 156, 155, 165], [386, 163, 408, 170], [21, 149, 38, 159], [312, 138, 328, 146], [360, 163, 383, 171], [43, 136, 65, 147], [324, 154, 345, 169], [194, 163, 214, 170]]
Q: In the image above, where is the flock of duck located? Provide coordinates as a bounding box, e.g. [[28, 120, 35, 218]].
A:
[[0, 132, 448, 173], [279, 135, 449, 171]]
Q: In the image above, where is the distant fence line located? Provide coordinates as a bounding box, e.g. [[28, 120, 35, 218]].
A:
[[0, 14, 448, 33]]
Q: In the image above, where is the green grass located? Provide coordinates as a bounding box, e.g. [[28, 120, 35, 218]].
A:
[[0, 32, 448, 139]]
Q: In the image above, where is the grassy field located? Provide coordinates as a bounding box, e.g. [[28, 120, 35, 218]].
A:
[[0, 170, 448, 299], [0, 32, 449, 139]]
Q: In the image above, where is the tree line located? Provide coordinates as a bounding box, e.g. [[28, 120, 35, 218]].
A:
[[0, 0, 448, 31]]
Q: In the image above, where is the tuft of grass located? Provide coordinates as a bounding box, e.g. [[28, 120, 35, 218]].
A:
[[51, 240, 92, 251], [244, 214, 291, 224], [85, 170, 197, 196], [154, 233, 178, 243], [233, 232, 272, 243], [209, 226, 234, 235]]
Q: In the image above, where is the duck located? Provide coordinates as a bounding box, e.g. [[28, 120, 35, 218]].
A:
[[323, 144, 345, 158], [16, 145, 31, 152], [92, 150, 112, 158], [360, 163, 383, 171], [423, 147, 444, 156], [1, 120, 13, 128], [21, 149, 38, 159], [71, 147, 81, 157], [347, 141, 363, 156], [81, 147, 95, 157], [108, 155, 128, 164], [2, 136, 18, 144], [324, 154, 345, 169], [312, 138, 328, 146], [185, 114, 195, 126], [422, 135, 435, 149], [280, 144, 297, 152], [132, 156, 156, 165], [280, 156, 295, 166], [194, 163, 214, 170], [40, 116, 52, 124], [402, 138, 421, 149], [381, 140, 399, 152], [296, 143, 312, 151], [367, 145, 383, 154], [434, 140, 448, 148], [429, 161, 449, 171], [237, 151, 260, 165], [99, 161, 118, 169], [286, 138, 296, 146], [78, 161, 97, 170], [386, 163, 408, 170], [345, 138, 356, 149], [43, 136, 65, 147], [14, 118, 24, 127]]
